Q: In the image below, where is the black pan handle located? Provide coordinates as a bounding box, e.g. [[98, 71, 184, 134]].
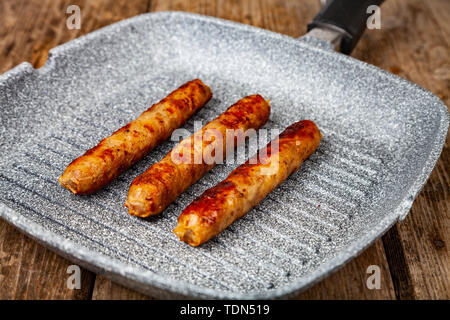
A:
[[307, 0, 385, 54]]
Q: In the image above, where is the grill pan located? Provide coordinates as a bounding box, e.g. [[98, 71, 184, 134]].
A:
[[0, 1, 448, 299]]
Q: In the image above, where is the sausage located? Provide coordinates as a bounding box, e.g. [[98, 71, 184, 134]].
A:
[[173, 120, 322, 246], [58, 79, 212, 194], [125, 94, 271, 217]]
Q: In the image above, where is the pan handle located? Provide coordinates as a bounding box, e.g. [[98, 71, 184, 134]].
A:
[[306, 0, 384, 54]]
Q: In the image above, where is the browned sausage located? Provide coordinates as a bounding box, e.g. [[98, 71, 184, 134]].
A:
[[125, 95, 271, 217], [58, 79, 212, 194], [173, 120, 322, 246]]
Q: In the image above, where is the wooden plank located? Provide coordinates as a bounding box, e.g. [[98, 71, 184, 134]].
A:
[[0, 0, 150, 73], [92, 275, 153, 300], [0, 0, 149, 299], [0, 220, 95, 299], [297, 240, 395, 299]]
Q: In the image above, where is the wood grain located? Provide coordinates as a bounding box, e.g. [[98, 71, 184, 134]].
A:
[[91, 275, 153, 300], [297, 240, 396, 300], [0, 221, 95, 299], [0, 0, 150, 72], [0, 0, 448, 300]]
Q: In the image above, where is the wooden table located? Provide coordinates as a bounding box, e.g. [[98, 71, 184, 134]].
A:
[[0, 0, 448, 300]]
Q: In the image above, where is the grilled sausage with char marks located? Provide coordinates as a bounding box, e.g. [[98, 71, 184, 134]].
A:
[[174, 120, 322, 246], [125, 95, 271, 217], [59, 79, 212, 194]]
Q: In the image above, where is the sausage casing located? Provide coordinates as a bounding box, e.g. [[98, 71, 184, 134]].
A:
[[58, 79, 212, 194], [173, 120, 322, 246], [125, 95, 271, 217]]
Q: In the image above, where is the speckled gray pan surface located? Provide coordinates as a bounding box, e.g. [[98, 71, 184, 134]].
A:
[[0, 12, 448, 299]]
